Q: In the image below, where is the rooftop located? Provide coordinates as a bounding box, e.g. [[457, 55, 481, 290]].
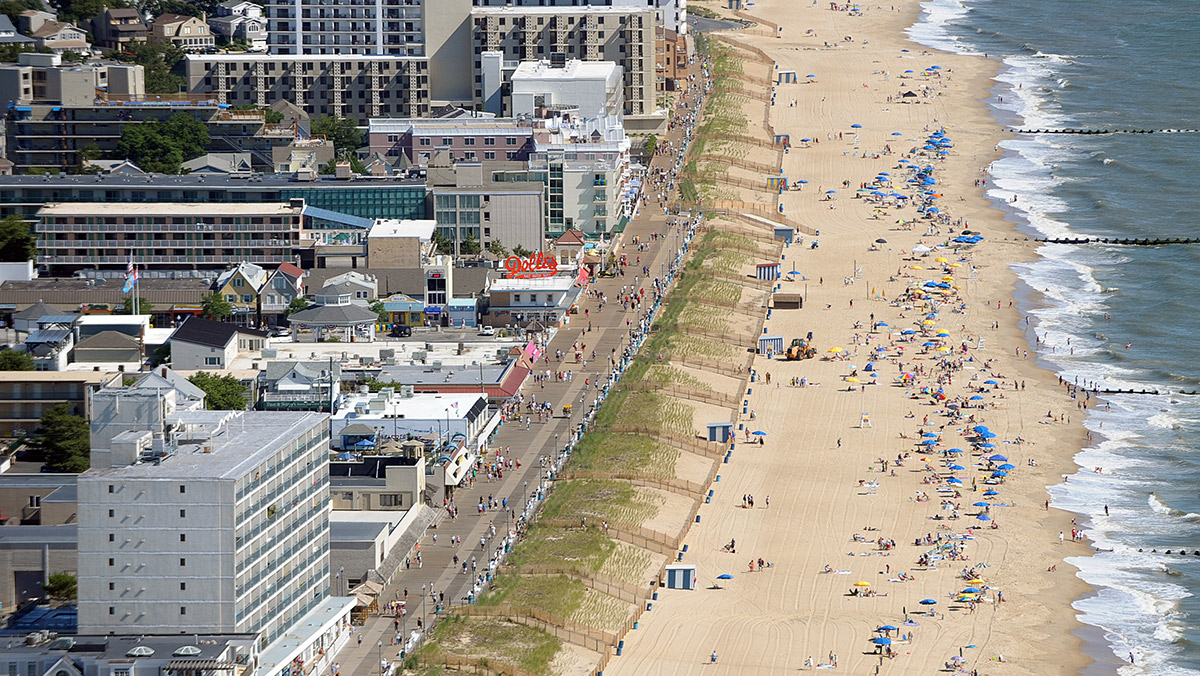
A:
[[368, 219, 436, 241], [0, 172, 424, 190], [170, 317, 267, 348], [512, 59, 621, 81], [0, 523, 77, 546], [38, 202, 304, 216], [81, 410, 327, 480], [2, 632, 256, 662], [490, 276, 579, 292]]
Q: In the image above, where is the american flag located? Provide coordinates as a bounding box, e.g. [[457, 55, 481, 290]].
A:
[[123, 254, 138, 294]]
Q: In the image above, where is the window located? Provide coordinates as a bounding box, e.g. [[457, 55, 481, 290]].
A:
[[180, 582, 187, 590], [463, 137, 475, 146], [180, 533, 186, 542], [204, 357, 222, 366], [108, 558, 114, 566], [484, 137, 496, 146], [109, 582, 114, 591], [441, 137, 452, 145], [242, 294, 253, 303], [109, 606, 114, 615], [180, 557, 186, 566], [530, 294, 538, 303], [108, 533, 114, 542], [513, 294, 521, 303], [108, 509, 114, 518], [181, 606, 187, 615], [108, 484, 114, 493], [179, 485, 186, 494], [506, 137, 517, 145], [379, 494, 402, 506], [226, 294, 237, 303], [233, 278, 244, 287], [506, 151, 516, 160], [419, 138, 431, 146], [484, 151, 495, 160], [180, 509, 186, 518]]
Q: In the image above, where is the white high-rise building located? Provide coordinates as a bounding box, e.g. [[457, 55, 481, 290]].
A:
[[77, 390, 332, 643]]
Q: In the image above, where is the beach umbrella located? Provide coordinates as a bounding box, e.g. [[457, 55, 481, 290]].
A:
[[919, 599, 938, 605], [920, 439, 938, 446], [875, 238, 888, 243], [998, 463, 1015, 470], [979, 442, 996, 449], [922, 432, 939, 437], [983, 380, 998, 385], [968, 395, 984, 401], [972, 502, 989, 507], [946, 448, 964, 455], [961, 587, 982, 594], [992, 470, 1008, 477], [876, 322, 889, 327], [798, 179, 809, 184], [989, 454, 1008, 462], [950, 656, 967, 663], [967, 578, 985, 584], [826, 190, 838, 194], [752, 431, 767, 436], [851, 123, 863, 128], [983, 490, 999, 496], [854, 581, 872, 587], [946, 477, 962, 485], [979, 431, 996, 439], [872, 637, 892, 646], [972, 425, 990, 434], [800, 138, 812, 142], [787, 270, 802, 275], [949, 464, 965, 471], [901, 329, 916, 335], [976, 514, 992, 521], [935, 257, 948, 262], [877, 625, 899, 632], [892, 131, 904, 136], [828, 347, 844, 353], [806, 74, 815, 78], [717, 574, 734, 580]]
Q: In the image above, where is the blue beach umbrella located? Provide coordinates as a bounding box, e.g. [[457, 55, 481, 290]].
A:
[[979, 442, 996, 449], [968, 395, 984, 401], [972, 502, 989, 507], [872, 637, 892, 646], [826, 190, 838, 194], [919, 599, 938, 605], [989, 454, 1008, 462], [922, 431, 939, 437], [972, 426, 989, 434], [983, 380, 999, 385], [992, 470, 1008, 477], [983, 490, 999, 496], [979, 431, 996, 439], [851, 123, 863, 128], [976, 514, 992, 521], [920, 439, 938, 446], [946, 448, 964, 455], [877, 625, 899, 632], [892, 131, 904, 136], [876, 322, 889, 327], [752, 431, 767, 436], [946, 477, 962, 485], [998, 463, 1015, 470], [948, 464, 965, 471], [717, 574, 734, 580], [961, 587, 982, 594]]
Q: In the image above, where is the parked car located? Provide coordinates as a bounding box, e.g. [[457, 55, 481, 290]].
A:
[[389, 325, 413, 338], [478, 326, 495, 336]]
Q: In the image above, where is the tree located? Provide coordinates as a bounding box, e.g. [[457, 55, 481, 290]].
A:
[[285, 296, 310, 317], [460, 233, 481, 256], [114, 295, 154, 315], [200, 292, 233, 320], [311, 115, 364, 158], [642, 134, 658, 156], [104, 43, 186, 95], [0, 214, 36, 262], [43, 572, 77, 602], [486, 240, 509, 257], [39, 404, 90, 473], [0, 348, 33, 371], [368, 300, 389, 323], [188, 372, 246, 411], [513, 244, 533, 258], [115, 112, 209, 174], [431, 229, 454, 255]]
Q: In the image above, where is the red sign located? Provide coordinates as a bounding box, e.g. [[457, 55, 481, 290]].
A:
[[504, 252, 558, 279]]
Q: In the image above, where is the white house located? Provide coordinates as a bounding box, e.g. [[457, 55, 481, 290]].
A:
[[168, 317, 267, 370]]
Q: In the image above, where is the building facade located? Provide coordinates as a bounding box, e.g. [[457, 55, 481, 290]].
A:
[[35, 201, 306, 274], [184, 54, 432, 123], [78, 395, 331, 641]]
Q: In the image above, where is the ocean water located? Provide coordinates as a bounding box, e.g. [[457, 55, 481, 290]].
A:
[[907, 1, 1200, 674]]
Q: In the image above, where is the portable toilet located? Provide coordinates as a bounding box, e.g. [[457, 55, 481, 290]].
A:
[[664, 564, 697, 590], [758, 335, 784, 356], [707, 422, 734, 443]]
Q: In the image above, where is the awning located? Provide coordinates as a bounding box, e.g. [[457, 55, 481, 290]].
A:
[[423, 306, 442, 314]]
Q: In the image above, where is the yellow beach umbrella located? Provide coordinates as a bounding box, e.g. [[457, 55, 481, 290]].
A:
[[910, 265, 923, 270], [828, 347, 844, 353], [949, 263, 962, 268], [935, 257, 948, 263], [968, 578, 986, 584], [853, 581, 872, 587], [922, 320, 936, 326], [847, 377, 861, 383]]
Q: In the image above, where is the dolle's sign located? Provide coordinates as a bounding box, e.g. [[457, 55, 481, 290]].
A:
[[505, 252, 558, 279]]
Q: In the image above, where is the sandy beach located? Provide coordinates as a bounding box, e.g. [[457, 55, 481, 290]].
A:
[[607, 1, 1097, 674]]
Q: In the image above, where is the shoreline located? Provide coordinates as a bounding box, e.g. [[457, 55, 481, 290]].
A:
[[606, 0, 1099, 673]]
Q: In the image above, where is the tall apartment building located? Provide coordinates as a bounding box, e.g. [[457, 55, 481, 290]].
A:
[[470, 6, 656, 115], [184, 54, 432, 122], [78, 387, 332, 641], [35, 200, 306, 274], [472, 0, 687, 35]]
